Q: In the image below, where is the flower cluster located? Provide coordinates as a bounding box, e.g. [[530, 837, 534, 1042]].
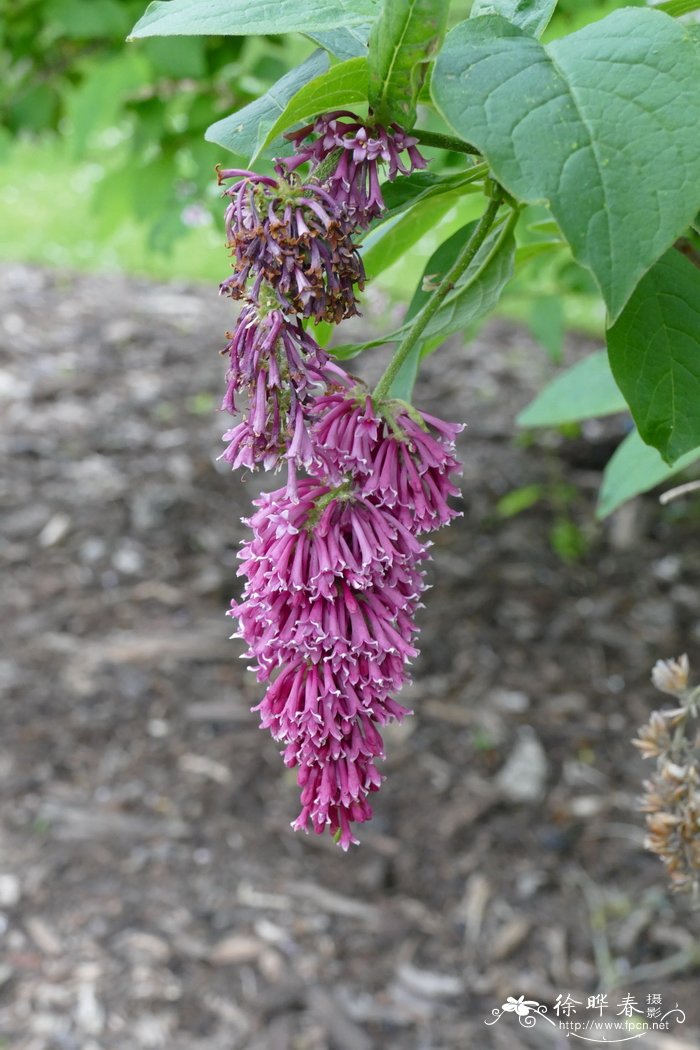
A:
[[313, 392, 462, 532], [280, 111, 427, 224], [231, 480, 425, 848], [216, 112, 462, 847], [231, 406, 461, 847], [219, 302, 337, 477], [634, 655, 700, 894], [218, 168, 365, 323]]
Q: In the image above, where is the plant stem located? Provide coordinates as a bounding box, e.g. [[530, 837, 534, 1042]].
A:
[[373, 196, 502, 401], [413, 128, 481, 156], [311, 147, 343, 183]]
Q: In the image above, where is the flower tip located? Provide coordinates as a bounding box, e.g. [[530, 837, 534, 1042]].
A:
[[651, 654, 690, 696]]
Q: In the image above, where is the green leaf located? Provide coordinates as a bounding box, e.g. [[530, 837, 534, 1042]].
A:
[[529, 295, 564, 363], [305, 26, 370, 59], [517, 350, 627, 427], [329, 338, 387, 360], [470, 0, 556, 37], [496, 484, 542, 517], [368, 0, 450, 127], [129, 0, 378, 39], [405, 221, 477, 322], [361, 188, 468, 280], [597, 429, 700, 519], [606, 249, 700, 464], [259, 58, 368, 155], [361, 167, 490, 277], [205, 51, 329, 162], [388, 220, 476, 398], [376, 165, 488, 224], [656, 0, 700, 16], [419, 214, 516, 342], [389, 214, 517, 399], [333, 204, 515, 370], [431, 8, 700, 321], [66, 53, 150, 157], [379, 170, 454, 217]]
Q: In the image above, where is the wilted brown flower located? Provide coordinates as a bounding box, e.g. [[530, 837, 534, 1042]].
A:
[[651, 653, 689, 696], [636, 654, 700, 896]]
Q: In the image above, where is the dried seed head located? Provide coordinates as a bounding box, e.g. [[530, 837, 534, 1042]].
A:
[[651, 654, 689, 696], [636, 654, 700, 895]]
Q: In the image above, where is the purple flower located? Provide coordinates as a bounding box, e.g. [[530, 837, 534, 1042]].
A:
[[312, 390, 463, 532], [217, 167, 365, 322], [279, 111, 427, 224], [230, 479, 425, 847], [218, 303, 330, 476]]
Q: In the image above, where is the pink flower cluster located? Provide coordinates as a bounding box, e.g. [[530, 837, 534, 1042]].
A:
[[217, 113, 462, 847], [280, 110, 427, 223]]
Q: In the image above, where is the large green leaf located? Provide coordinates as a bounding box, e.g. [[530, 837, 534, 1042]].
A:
[[305, 26, 370, 59], [419, 215, 516, 342], [368, 0, 450, 127], [376, 165, 488, 225], [470, 0, 556, 37], [517, 350, 627, 427], [607, 249, 700, 465], [598, 429, 700, 519], [204, 51, 329, 162], [389, 214, 517, 399], [431, 8, 700, 321], [259, 59, 368, 155], [361, 189, 465, 279], [128, 0, 378, 39], [388, 221, 476, 400]]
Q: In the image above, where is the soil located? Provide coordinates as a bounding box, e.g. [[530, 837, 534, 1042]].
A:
[[2, 261, 700, 1050]]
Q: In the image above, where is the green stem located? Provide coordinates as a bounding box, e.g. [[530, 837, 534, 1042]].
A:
[[373, 196, 503, 401], [413, 128, 481, 156], [311, 147, 343, 183]]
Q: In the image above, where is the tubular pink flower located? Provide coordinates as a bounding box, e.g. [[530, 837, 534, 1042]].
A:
[[312, 390, 463, 532], [218, 304, 336, 476], [278, 111, 427, 224], [230, 479, 424, 847]]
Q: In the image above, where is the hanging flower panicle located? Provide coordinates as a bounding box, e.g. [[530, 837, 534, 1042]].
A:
[[279, 110, 427, 224], [215, 113, 462, 847]]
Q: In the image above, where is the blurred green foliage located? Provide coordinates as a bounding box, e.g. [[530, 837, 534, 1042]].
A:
[[0, 0, 313, 254]]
